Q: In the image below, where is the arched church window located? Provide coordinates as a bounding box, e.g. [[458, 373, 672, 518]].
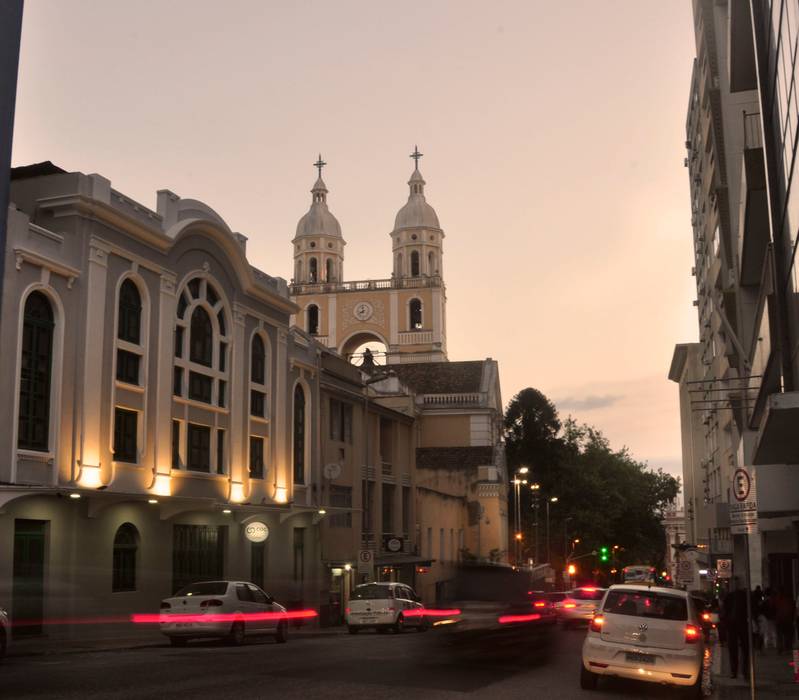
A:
[[190, 307, 213, 367], [409, 299, 423, 330], [118, 280, 142, 344], [410, 251, 420, 277], [293, 384, 306, 484], [251, 335, 266, 385], [307, 304, 319, 335], [309, 257, 318, 283], [18, 291, 54, 451]]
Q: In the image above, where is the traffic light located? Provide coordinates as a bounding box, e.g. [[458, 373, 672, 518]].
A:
[[599, 546, 610, 563], [567, 563, 577, 576]]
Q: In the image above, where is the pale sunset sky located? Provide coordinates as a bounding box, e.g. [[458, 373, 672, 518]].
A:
[[11, 1, 698, 480]]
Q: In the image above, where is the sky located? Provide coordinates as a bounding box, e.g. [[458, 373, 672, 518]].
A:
[[11, 1, 699, 481]]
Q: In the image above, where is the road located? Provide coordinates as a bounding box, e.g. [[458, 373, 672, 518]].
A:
[[1, 625, 712, 699]]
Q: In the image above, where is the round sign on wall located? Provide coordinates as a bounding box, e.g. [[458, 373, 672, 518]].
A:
[[245, 521, 270, 543]]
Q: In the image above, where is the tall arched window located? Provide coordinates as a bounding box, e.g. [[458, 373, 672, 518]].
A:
[[295, 259, 302, 282], [18, 291, 54, 451], [326, 258, 334, 283], [190, 307, 213, 366], [118, 280, 142, 343], [409, 299, 423, 330], [428, 252, 435, 276], [250, 334, 267, 418], [112, 523, 138, 592], [396, 253, 403, 277], [293, 384, 306, 484], [410, 251, 420, 277], [309, 257, 318, 283], [307, 304, 319, 335]]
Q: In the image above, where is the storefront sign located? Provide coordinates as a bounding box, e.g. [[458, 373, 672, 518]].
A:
[[386, 537, 403, 553], [717, 558, 732, 579], [244, 521, 270, 543]]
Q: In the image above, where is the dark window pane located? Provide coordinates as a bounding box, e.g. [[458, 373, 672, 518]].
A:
[[177, 293, 188, 319], [174, 326, 184, 358], [116, 349, 140, 385], [117, 280, 142, 344], [187, 424, 211, 473], [329, 485, 352, 527], [250, 436, 264, 479], [307, 305, 319, 335], [206, 283, 219, 307], [217, 310, 226, 337], [293, 385, 305, 484], [217, 430, 225, 474], [113, 408, 138, 463], [112, 523, 138, 592], [250, 390, 265, 417], [172, 420, 181, 469], [188, 372, 212, 403], [187, 278, 201, 299], [171, 526, 225, 594], [189, 307, 213, 366], [251, 335, 265, 384], [218, 380, 226, 408], [18, 292, 54, 451], [173, 367, 183, 396], [219, 342, 227, 372]]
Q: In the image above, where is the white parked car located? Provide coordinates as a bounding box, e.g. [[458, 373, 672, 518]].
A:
[[346, 582, 426, 634], [581, 585, 704, 696], [160, 580, 288, 647], [0, 607, 8, 660]]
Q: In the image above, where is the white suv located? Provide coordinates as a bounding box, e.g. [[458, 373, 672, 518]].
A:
[[581, 585, 704, 696], [346, 582, 426, 634]]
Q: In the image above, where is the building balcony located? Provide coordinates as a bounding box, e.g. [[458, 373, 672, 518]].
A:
[[419, 392, 483, 408], [380, 460, 392, 477], [397, 330, 433, 345], [290, 275, 443, 296]]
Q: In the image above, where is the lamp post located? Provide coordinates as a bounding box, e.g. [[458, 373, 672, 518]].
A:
[[530, 483, 540, 564], [563, 516, 573, 561], [546, 496, 558, 564], [512, 469, 528, 565]]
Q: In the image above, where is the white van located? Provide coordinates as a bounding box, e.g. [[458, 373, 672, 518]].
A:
[[346, 582, 426, 634]]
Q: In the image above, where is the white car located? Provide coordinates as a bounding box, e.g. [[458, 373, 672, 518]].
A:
[[346, 582, 426, 634], [581, 585, 704, 696], [159, 580, 288, 647], [0, 607, 8, 660], [556, 587, 607, 627]]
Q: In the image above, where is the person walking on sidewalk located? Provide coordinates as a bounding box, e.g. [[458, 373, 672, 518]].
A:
[[762, 587, 777, 649], [775, 587, 795, 654], [726, 586, 750, 680]]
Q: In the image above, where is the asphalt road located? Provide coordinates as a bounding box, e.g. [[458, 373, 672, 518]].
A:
[[1, 625, 713, 699]]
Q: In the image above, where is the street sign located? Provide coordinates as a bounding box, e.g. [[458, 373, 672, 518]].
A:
[[677, 559, 695, 586], [717, 558, 732, 579], [730, 466, 758, 535], [357, 549, 374, 576]]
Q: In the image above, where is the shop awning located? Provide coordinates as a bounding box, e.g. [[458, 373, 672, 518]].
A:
[[375, 553, 434, 566]]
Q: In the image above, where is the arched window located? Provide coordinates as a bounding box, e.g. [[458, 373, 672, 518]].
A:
[[293, 384, 306, 484], [295, 259, 302, 282], [118, 280, 142, 343], [18, 291, 54, 451], [428, 252, 435, 276], [307, 304, 319, 335], [326, 258, 334, 283], [309, 257, 318, 283], [409, 299, 423, 330], [190, 307, 213, 366], [251, 335, 266, 385], [112, 523, 138, 592], [396, 253, 403, 277], [410, 251, 420, 277]]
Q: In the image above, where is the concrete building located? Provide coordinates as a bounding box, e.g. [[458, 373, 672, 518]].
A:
[[0, 162, 329, 637], [671, 0, 799, 594]]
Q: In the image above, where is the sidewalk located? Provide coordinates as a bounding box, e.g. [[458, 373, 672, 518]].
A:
[[6, 623, 345, 659], [713, 642, 799, 698]]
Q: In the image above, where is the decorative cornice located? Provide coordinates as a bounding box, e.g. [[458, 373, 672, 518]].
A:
[[14, 247, 80, 289]]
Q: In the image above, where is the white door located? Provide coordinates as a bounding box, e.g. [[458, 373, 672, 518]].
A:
[[249, 584, 277, 632]]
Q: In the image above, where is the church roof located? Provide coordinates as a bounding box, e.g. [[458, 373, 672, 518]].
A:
[[295, 174, 342, 239], [393, 167, 441, 231], [385, 361, 484, 394]]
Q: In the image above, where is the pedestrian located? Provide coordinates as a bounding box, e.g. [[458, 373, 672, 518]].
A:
[[776, 587, 795, 654], [752, 585, 764, 651], [762, 588, 777, 650], [726, 585, 750, 680]]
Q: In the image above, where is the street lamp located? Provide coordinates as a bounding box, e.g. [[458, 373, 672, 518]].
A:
[[546, 496, 558, 564], [512, 470, 529, 565]]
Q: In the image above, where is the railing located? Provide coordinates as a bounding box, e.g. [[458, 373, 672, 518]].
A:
[[398, 330, 433, 345], [361, 465, 377, 480], [381, 461, 392, 476], [309, 334, 330, 346], [744, 111, 762, 150], [421, 392, 482, 407], [361, 531, 376, 548], [290, 275, 443, 296]]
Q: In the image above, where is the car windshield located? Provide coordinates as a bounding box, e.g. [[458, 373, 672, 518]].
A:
[[603, 590, 688, 621], [352, 585, 393, 600], [175, 581, 229, 597], [571, 588, 605, 601]]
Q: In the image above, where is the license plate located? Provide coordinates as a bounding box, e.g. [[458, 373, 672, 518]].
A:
[[361, 618, 376, 624], [626, 652, 655, 664]]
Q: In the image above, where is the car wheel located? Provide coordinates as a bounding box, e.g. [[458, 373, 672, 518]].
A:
[[393, 614, 405, 634], [347, 625, 359, 635], [275, 621, 288, 644], [580, 664, 598, 690], [169, 636, 187, 648], [227, 621, 246, 646]]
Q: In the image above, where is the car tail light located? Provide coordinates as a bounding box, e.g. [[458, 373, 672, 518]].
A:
[[345, 607, 350, 615], [563, 600, 577, 609], [533, 600, 546, 608], [589, 615, 604, 633], [684, 624, 700, 643], [701, 612, 711, 622], [200, 599, 224, 608], [160, 602, 171, 610], [581, 587, 597, 592]]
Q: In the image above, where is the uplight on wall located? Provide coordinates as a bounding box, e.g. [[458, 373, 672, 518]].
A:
[[78, 464, 102, 488], [229, 482, 245, 503], [274, 486, 288, 503], [152, 474, 172, 497]]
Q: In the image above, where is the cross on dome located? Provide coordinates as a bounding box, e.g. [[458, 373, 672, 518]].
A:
[[314, 154, 326, 178], [410, 145, 423, 170]]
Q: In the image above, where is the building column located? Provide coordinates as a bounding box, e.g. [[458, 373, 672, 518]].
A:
[[229, 304, 247, 499], [327, 294, 337, 347], [78, 239, 109, 485], [273, 329, 289, 503], [151, 272, 177, 495]]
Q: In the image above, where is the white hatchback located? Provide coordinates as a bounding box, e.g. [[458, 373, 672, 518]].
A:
[[160, 580, 288, 647], [346, 582, 426, 633], [581, 585, 704, 696]]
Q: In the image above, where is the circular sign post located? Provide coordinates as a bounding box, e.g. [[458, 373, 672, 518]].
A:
[[244, 521, 270, 543]]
